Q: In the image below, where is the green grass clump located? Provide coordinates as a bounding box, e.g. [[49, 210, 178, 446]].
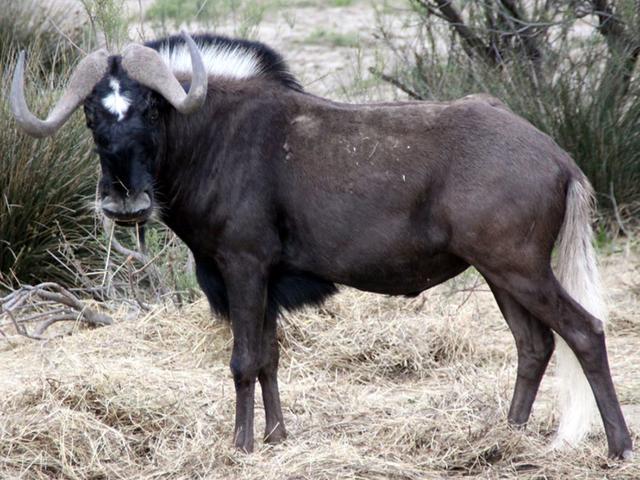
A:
[[0, 48, 100, 288], [147, 0, 267, 38], [330, 0, 356, 6], [305, 28, 360, 48], [80, 0, 128, 50], [147, 0, 207, 25]]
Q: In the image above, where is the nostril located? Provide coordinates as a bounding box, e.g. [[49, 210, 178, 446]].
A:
[[101, 195, 122, 213], [129, 191, 151, 212]]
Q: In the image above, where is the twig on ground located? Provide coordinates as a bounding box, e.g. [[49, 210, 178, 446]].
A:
[[103, 217, 150, 265], [609, 181, 629, 237], [102, 217, 167, 299], [127, 260, 151, 311], [0, 283, 112, 340]]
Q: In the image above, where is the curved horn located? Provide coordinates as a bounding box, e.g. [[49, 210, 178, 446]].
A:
[[121, 32, 207, 114], [10, 49, 109, 138]]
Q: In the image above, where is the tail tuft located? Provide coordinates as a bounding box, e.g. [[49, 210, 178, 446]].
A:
[[552, 177, 606, 447]]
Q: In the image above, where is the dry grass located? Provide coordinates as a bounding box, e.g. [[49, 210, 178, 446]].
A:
[[0, 243, 639, 479]]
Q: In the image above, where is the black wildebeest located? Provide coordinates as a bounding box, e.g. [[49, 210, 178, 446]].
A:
[[10, 32, 633, 459]]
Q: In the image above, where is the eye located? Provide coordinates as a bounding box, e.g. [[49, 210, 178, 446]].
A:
[[148, 108, 159, 122], [84, 107, 95, 129]]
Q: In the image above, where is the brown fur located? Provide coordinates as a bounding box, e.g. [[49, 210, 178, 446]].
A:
[[149, 81, 631, 457]]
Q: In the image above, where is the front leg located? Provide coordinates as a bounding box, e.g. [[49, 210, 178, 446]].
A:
[[220, 256, 268, 453], [259, 308, 286, 443]]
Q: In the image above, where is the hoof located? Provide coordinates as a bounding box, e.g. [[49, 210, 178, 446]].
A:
[[608, 448, 633, 461], [234, 441, 254, 453], [264, 424, 287, 444], [234, 430, 254, 453]]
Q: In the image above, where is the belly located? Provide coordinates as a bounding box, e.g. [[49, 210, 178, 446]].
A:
[[329, 252, 469, 294], [278, 168, 466, 294], [283, 237, 469, 295]]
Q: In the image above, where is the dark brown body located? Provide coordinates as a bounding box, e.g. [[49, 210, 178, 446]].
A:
[[278, 95, 566, 293], [155, 82, 630, 458]]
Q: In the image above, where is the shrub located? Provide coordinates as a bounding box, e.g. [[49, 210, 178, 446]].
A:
[[0, 46, 101, 288]]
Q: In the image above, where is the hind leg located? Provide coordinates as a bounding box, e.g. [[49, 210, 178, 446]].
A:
[[484, 267, 632, 459], [488, 282, 554, 426], [258, 308, 287, 444]]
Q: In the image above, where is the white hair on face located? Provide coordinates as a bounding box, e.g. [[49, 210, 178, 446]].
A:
[[101, 78, 131, 121], [157, 42, 263, 80]]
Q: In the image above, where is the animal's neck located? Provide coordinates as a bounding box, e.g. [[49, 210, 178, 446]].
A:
[[154, 108, 219, 242], [153, 82, 293, 247]]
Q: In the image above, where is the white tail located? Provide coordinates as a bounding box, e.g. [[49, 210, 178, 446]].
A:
[[552, 177, 607, 447]]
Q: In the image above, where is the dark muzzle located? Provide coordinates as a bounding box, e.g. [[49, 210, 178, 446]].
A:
[[101, 191, 152, 225]]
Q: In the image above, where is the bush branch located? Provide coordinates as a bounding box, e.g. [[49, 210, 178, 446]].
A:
[[0, 283, 112, 340]]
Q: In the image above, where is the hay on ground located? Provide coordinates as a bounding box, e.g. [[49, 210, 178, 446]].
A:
[[0, 247, 638, 479]]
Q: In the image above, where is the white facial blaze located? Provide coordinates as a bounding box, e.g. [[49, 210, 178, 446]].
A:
[[158, 42, 262, 80], [101, 78, 131, 121]]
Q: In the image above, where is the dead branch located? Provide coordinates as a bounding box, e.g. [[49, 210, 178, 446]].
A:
[[496, 0, 543, 70], [102, 216, 168, 300], [368, 67, 425, 99], [127, 260, 151, 311], [0, 283, 112, 340], [591, 0, 640, 99], [102, 217, 150, 265], [416, 0, 500, 65], [609, 181, 629, 237], [592, 0, 624, 38], [0, 308, 68, 327], [33, 314, 85, 337]]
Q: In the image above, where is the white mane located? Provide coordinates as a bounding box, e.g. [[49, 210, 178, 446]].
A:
[[157, 42, 264, 80]]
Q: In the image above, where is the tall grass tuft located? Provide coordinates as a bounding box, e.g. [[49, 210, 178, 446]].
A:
[[0, 2, 119, 289], [0, 1, 90, 71], [0, 46, 101, 288]]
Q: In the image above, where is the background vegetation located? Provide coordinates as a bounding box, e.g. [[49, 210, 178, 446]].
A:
[[2, 0, 639, 288], [0, 0, 196, 301], [377, 0, 640, 220], [0, 2, 98, 288]]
